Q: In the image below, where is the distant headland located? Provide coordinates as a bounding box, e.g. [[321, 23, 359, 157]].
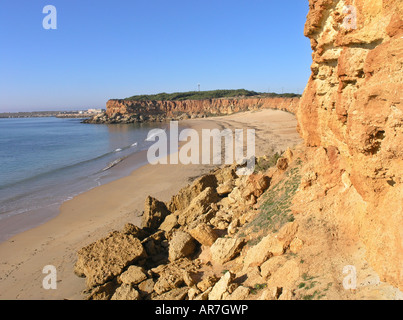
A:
[[0, 109, 105, 119]]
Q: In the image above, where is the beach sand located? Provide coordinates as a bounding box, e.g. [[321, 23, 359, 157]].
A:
[[0, 109, 301, 300]]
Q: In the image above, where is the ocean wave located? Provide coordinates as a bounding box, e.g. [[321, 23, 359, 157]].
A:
[[102, 156, 127, 172], [0, 144, 135, 192]]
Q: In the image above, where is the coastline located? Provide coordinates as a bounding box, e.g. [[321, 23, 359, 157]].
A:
[[0, 109, 301, 300]]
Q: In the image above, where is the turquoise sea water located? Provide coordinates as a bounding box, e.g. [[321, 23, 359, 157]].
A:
[[0, 117, 169, 221]]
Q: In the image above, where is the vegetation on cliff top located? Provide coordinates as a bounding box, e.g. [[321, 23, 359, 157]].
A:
[[124, 89, 301, 102]]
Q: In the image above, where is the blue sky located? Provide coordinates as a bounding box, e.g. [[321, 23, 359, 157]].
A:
[[0, 0, 312, 112]]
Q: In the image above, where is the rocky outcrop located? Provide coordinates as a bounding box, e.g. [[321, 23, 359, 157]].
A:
[[74, 160, 278, 300], [297, 0, 403, 289], [84, 97, 299, 124]]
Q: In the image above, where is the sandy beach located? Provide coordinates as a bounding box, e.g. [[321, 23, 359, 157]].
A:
[[0, 109, 301, 300]]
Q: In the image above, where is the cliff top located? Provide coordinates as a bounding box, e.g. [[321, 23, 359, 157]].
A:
[[122, 89, 301, 102]]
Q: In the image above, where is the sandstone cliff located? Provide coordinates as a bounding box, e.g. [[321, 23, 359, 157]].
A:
[[297, 0, 402, 289], [85, 97, 300, 124]]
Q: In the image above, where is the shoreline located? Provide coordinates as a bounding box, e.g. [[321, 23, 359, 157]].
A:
[[0, 109, 301, 299]]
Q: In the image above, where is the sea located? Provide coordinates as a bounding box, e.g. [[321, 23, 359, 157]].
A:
[[0, 117, 171, 239]]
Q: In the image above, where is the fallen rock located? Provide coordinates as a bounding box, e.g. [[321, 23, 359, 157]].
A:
[[196, 275, 219, 292], [210, 237, 245, 264], [152, 258, 200, 295], [189, 223, 218, 246], [177, 187, 220, 226], [228, 187, 243, 204], [168, 231, 197, 262], [243, 222, 298, 269], [153, 271, 185, 295], [119, 266, 147, 285], [86, 281, 117, 300], [225, 286, 250, 300], [188, 287, 201, 300], [194, 288, 213, 300], [142, 196, 170, 230], [141, 230, 167, 261], [168, 174, 218, 212], [153, 287, 188, 300], [216, 181, 234, 196], [111, 284, 141, 300], [138, 278, 155, 298], [122, 223, 150, 240], [243, 236, 283, 269], [213, 164, 238, 186], [159, 214, 179, 235], [74, 231, 147, 288], [259, 286, 283, 300], [276, 157, 289, 171], [241, 173, 270, 201], [208, 271, 235, 300]]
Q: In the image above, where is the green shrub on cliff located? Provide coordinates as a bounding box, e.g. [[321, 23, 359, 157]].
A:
[[124, 89, 301, 102]]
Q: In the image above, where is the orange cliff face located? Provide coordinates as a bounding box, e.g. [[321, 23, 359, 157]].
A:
[[297, 0, 403, 289], [94, 97, 300, 123]]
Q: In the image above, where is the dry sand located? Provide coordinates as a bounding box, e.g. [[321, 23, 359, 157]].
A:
[[0, 109, 301, 300]]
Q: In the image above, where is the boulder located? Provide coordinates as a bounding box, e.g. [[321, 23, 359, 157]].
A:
[[276, 157, 289, 171], [225, 286, 250, 300], [194, 288, 213, 300], [142, 196, 170, 230], [208, 271, 235, 300], [213, 165, 238, 186], [168, 174, 218, 212], [151, 259, 201, 296], [196, 275, 219, 292], [259, 286, 283, 300], [138, 278, 155, 298], [243, 222, 298, 269], [111, 284, 141, 300], [241, 173, 270, 201], [141, 230, 167, 259], [168, 231, 197, 262], [122, 223, 150, 240], [119, 266, 147, 285], [86, 281, 117, 300], [74, 231, 147, 288], [153, 287, 188, 300], [189, 223, 218, 246], [177, 187, 220, 226], [210, 237, 245, 264], [153, 272, 185, 295], [216, 181, 234, 196], [159, 214, 179, 235], [243, 236, 283, 269]]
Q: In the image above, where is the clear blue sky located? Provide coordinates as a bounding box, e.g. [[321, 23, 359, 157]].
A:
[[0, 0, 312, 112]]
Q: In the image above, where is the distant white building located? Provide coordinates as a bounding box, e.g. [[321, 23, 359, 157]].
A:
[[87, 108, 103, 114]]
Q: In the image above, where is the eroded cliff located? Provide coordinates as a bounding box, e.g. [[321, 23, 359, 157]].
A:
[[85, 97, 300, 124], [297, 0, 403, 289]]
